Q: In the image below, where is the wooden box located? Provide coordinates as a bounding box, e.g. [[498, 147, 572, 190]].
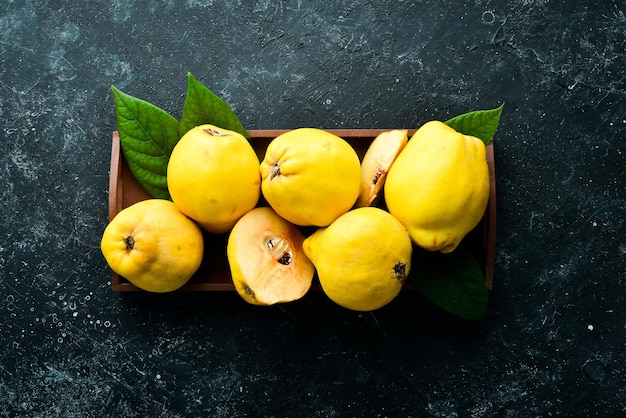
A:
[[108, 130, 496, 292]]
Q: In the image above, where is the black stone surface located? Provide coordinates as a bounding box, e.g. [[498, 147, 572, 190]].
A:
[[1, 1, 625, 416]]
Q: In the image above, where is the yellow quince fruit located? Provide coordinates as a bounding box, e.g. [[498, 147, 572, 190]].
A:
[[101, 199, 204, 293], [260, 128, 361, 227], [167, 124, 261, 234], [303, 207, 412, 311], [384, 121, 490, 253]]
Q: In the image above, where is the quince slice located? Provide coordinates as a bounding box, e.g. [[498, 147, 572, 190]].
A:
[[355, 129, 408, 207]]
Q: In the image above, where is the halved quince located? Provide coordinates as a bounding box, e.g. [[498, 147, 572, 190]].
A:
[[227, 207, 314, 305], [355, 129, 408, 207]]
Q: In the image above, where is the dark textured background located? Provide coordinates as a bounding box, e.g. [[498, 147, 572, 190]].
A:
[[1, 1, 625, 416]]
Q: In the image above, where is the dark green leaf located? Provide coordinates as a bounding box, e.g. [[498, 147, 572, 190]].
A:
[[111, 86, 180, 200], [410, 245, 488, 321], [444, 103, 504, 145], [180, 73, 249, 139]]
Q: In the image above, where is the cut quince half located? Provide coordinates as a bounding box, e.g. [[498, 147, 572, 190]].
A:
[[227, 207, 315, 305], [355, 129, 408, 207]]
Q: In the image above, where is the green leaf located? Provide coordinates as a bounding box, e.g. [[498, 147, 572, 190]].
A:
[[444, 103, 504, 145], [180, 73, 250, 139], [410, 245, 488, 321], [111, 86, 180, 200]]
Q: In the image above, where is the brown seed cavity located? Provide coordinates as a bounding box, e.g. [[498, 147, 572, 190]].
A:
[[372, 168, 384, 185], [393, 262, 406, 281], [265, 237, 292, 266], [277, 252, 292, 265]]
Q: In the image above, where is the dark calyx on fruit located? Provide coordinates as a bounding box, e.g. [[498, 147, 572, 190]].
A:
[[204, 128, 232, 137], [393, 262, 406, 281], [270, 163, 281, 180], [124, 236, 135, 252]]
